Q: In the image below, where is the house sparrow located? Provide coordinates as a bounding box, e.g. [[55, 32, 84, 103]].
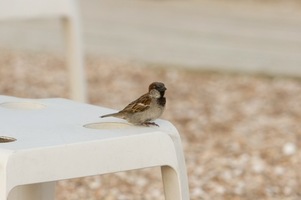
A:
[[100, 82, 167, 126]]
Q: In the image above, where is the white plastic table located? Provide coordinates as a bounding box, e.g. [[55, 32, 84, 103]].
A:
[[0, 95, 189, 200]]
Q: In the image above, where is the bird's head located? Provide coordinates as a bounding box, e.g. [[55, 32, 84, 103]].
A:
[[148, 82, 166, 98]]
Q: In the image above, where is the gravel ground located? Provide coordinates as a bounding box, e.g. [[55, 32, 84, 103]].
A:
[[1, 49, 301, 200]]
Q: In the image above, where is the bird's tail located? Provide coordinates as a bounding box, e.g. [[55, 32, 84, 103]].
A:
[[100, 112, 122, 118]]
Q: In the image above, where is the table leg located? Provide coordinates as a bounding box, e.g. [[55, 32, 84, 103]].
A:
[[8, 182, 55, 200], [161, 166, 189, 200]]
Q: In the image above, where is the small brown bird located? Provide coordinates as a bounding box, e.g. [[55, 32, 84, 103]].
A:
[[100, 82, 167, 126]]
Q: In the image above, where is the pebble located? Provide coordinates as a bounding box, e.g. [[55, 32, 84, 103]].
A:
[[282, 142, 297, 156]]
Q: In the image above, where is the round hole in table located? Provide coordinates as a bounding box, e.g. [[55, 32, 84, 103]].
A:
[[84, 122, 133, 129], [0, 102, 46, 110]]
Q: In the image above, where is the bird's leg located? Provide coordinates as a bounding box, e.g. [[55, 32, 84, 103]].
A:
[[142, 122, 159, 127]]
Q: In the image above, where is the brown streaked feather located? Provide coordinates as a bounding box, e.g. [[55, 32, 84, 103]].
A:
[[120, 93, 151, 113]]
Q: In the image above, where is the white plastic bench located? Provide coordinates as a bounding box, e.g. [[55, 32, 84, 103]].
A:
[[0, 0, 87, 102], [0, 95, 189, 200]]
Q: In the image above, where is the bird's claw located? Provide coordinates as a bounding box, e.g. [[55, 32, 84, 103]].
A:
[[142, 122, 159, 127]]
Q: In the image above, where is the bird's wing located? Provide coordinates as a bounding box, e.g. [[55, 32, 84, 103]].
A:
[[121, 93, 151, 113]]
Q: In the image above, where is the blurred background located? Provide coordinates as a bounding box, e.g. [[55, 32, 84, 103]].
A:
[[1, 0, 301, 199]]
